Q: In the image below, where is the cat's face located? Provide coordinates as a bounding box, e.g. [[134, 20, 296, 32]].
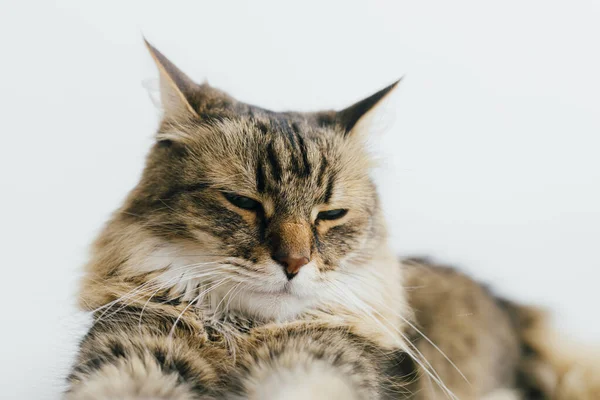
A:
[[108, 43, 398, 320]]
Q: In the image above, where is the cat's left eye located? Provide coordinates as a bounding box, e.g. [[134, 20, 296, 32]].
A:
[[223, 192, 261, 211], [316, 209, 348, 221]]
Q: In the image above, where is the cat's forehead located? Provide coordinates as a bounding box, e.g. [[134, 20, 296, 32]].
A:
[[224, 113, 341, 180], [197, 110, 344, 160], [179, 112, 370, 205], [249, 115, 335, 201]]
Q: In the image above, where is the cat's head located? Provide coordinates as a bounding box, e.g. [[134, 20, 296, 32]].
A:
[[82, 42, 400, 321]]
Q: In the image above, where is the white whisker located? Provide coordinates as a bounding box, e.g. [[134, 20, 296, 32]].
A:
[[324, 280, 459, 400], [336, 270, 469, 388]]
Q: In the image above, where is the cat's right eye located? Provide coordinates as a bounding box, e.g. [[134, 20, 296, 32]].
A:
[[316, 209, 348, 221], [223, 192, 261, 211]]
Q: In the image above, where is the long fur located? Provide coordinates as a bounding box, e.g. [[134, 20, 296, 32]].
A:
[[503, 302, 600, 399], [65, 43, 598, 400]]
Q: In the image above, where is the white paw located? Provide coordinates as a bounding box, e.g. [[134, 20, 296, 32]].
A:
[[481, 388, 521, 400], [249, 360, 360, 400]]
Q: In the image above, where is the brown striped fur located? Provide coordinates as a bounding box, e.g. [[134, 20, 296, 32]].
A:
[[66, 42, 599, 399]]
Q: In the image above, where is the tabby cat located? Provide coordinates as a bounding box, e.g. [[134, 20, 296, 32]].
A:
[[65, 41, 599, 399]]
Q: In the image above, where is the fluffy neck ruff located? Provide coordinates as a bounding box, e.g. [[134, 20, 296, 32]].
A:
[[79, 221, 409, 349]]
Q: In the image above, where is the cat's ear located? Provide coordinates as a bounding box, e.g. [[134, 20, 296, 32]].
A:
[[317, 79, 402, 136], [145, 40, 201, 120]]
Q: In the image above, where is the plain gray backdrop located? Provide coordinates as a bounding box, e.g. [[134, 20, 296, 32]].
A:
[[1, 1, 599, 398]]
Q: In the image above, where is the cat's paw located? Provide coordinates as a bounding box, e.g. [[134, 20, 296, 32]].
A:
[[244, 359, 361, 400], [481, 388, 521, 400]]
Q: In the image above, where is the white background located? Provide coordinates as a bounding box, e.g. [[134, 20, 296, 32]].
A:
[[1, 1, 599, 398]]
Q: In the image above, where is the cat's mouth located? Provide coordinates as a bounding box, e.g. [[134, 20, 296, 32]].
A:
[[246, 282, 296, 297], [232, 282, 318, 321], [208, 267, 320, 321]]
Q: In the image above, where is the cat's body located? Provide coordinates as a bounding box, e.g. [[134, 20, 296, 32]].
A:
[[67, 258, 519, 400], [66, 42, 599, 399]]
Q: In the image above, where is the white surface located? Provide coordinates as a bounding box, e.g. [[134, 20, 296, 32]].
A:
[[1, 1, 599, 398]]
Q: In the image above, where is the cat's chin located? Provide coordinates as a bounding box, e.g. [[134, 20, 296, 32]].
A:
[[227, 285, 318, 322]]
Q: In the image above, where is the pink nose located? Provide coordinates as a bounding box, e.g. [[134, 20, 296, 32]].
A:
[[274, 255, 310, 280]]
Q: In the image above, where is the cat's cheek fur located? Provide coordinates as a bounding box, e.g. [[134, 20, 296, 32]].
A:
[[324, 247, 410, 349]]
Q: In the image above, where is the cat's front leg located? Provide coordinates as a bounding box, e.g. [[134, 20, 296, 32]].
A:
[[223, 322, 389, 400], [65, 306, 226, 400]]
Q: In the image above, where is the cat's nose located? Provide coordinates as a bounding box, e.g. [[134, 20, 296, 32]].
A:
[[273, 253, 310, 280], [269, 220, 312, 280]]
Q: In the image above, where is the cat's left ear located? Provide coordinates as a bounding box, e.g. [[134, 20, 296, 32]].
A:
[[316, 79, 402, 136], [145, 39, 200, 121]]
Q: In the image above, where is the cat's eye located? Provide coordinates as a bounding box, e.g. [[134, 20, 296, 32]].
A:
[[316, 209, 348, 221], [223, 192, 261, 211]]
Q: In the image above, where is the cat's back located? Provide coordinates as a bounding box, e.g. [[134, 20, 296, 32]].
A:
[[401, 258, 522, 399]]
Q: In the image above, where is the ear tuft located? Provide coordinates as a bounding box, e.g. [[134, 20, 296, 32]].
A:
[[335, 78, 402, 135], [144, 39, 199, 120]]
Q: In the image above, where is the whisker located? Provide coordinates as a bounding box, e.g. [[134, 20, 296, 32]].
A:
[[336, 270, 469, 388], [324, 281, 459, 400], [93, 262, 233, 323], [167, 277, 231, 341]]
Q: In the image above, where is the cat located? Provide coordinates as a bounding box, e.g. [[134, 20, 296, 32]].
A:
[[65, 41, 599, 400]]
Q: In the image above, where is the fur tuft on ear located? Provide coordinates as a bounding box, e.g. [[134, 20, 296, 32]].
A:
[[316, 79, 402, 136], [145, 40, 240, 122], [144, 39, 200, 121]]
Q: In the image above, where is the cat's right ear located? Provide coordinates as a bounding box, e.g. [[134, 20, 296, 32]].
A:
[[313, 79, 401, 137], [145, 39, 200, 121]]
